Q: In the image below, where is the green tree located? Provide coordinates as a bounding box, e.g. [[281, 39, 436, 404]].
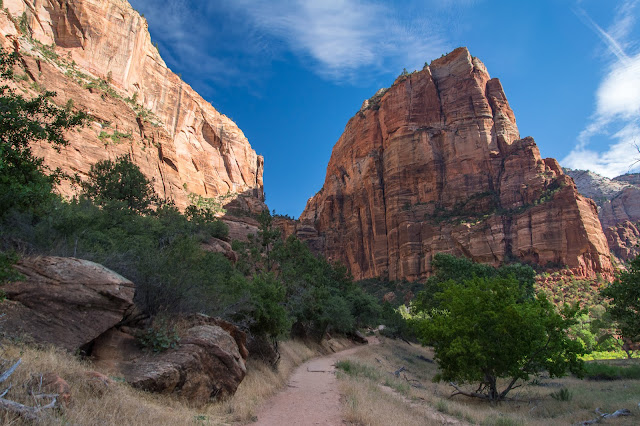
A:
[[413, 276, 584, 401], [601, 255, 640, 358], [81, 155, 159, 212], [0, 47, 86, 217], [413, 253, 535, 312]]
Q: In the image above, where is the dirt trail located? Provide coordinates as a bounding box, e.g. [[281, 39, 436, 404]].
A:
[[253, 340, 372, 426], [253, 337, 464, 426]]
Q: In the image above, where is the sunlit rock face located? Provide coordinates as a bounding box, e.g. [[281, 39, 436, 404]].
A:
[[0, 0, 264, 211], [300, 47, 612, 281]]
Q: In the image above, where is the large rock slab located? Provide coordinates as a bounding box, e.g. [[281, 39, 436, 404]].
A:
[[91, 316, 247, 404], [299, 47, 612, 280], [2, 256, 134, 351]]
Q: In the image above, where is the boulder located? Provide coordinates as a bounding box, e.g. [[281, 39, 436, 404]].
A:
[[2, 256, 135, 352], [123, 325, 246, 404], [91, 316, 247, 405], [201, 237, 238, 263]]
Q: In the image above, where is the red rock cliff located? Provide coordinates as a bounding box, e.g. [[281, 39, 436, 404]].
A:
[[0, 0, 264, 210], [300, 47, 612, 281]]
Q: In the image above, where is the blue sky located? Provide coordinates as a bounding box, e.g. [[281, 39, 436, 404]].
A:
[[129, 0, 640, 218]]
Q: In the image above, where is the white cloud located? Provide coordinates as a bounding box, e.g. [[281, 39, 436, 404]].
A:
[[130, 0, 453, 86], [596, 53, 640, 119], [562, 1, 640, 177], [225, 0, 449, 81]]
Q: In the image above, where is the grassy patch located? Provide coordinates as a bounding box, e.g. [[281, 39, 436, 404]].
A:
[[584, 362, 640, 380], [335, 360, 380, 381]]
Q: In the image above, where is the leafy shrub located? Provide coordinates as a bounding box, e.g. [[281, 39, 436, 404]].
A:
[[583, 362, 640, 380], [550, 388, 572, 401], [136, 320, 180, 353]]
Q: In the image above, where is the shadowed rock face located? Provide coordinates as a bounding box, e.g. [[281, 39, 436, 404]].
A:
[[3, 257, 135, 352], [0, 0, 263, 211], [300, 47, 612, 281]]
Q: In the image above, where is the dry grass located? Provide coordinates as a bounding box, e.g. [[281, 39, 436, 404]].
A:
[[335, 336, 640, 426], [0, 337, 349, 425]]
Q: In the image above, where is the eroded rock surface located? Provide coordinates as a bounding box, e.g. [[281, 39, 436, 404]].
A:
[[0, 0, 264, 211], [565, 169, 640, 261], [2, 256, 134, 351], [91, 315, 247, 404], [300, 48, 612, 281]]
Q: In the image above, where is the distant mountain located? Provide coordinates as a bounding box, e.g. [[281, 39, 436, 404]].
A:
[[294, 47, 612, 280], [564, 168, 640, 261], [562, 169, 633, 205]]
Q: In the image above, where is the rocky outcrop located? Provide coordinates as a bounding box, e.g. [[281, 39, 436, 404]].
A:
[[564, 169, 640, 261], [605, 220, 640, 261], [300, 48, 612, 281], [2, 256, 135, 351], [90, 315, 247, 405], [563, 169, 633, 207], [0, 0, 264, 212]]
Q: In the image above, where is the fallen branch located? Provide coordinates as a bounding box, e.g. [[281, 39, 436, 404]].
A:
[[0, 396, 57, 421], [0, 359, 21, 383], [578, 408, 632, 425]]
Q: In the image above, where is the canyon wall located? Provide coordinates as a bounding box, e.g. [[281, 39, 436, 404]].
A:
[[300, 47, 612, 281], [565, 169, 640, 261], [0, 0, 264, 211]]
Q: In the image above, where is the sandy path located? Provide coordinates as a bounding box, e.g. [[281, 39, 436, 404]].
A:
[[253, 341, 372, 426]]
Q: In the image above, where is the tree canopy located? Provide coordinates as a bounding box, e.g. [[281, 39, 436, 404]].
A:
[[0, 48, 86, 216], [411, 257, 584, 401], [601, 255, 640, 357]]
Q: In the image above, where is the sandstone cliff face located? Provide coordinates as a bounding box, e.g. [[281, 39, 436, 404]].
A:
[[300, 48, 612, 281], [0, 0, 263, 211], [565, 169, 640, 261]]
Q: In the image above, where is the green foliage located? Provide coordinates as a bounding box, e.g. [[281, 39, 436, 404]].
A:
[[0, 250, 22, 284], [234, 211, 385, 340], [1, 193, 238, 316], [413, 253, 535, 313], [550, 388, 572, 401], [0, 47, 87, 217], [601, 255, 640, 355], [18, 12, 29, 35], [98, 129, 132, 145], [582, 362, 640, 380], [412, 275, 585, 401], [246, 272, 291, 338], [186, 192, 229, 216], [81, 155, 159, 213], [136, 320, 180, 353]]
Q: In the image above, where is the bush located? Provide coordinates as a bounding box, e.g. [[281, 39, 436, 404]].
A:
[[550, 388, 572, 401], [583, 362, 640, 380], [81, 155, 159, 213], [136, 320, 180, 353]]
